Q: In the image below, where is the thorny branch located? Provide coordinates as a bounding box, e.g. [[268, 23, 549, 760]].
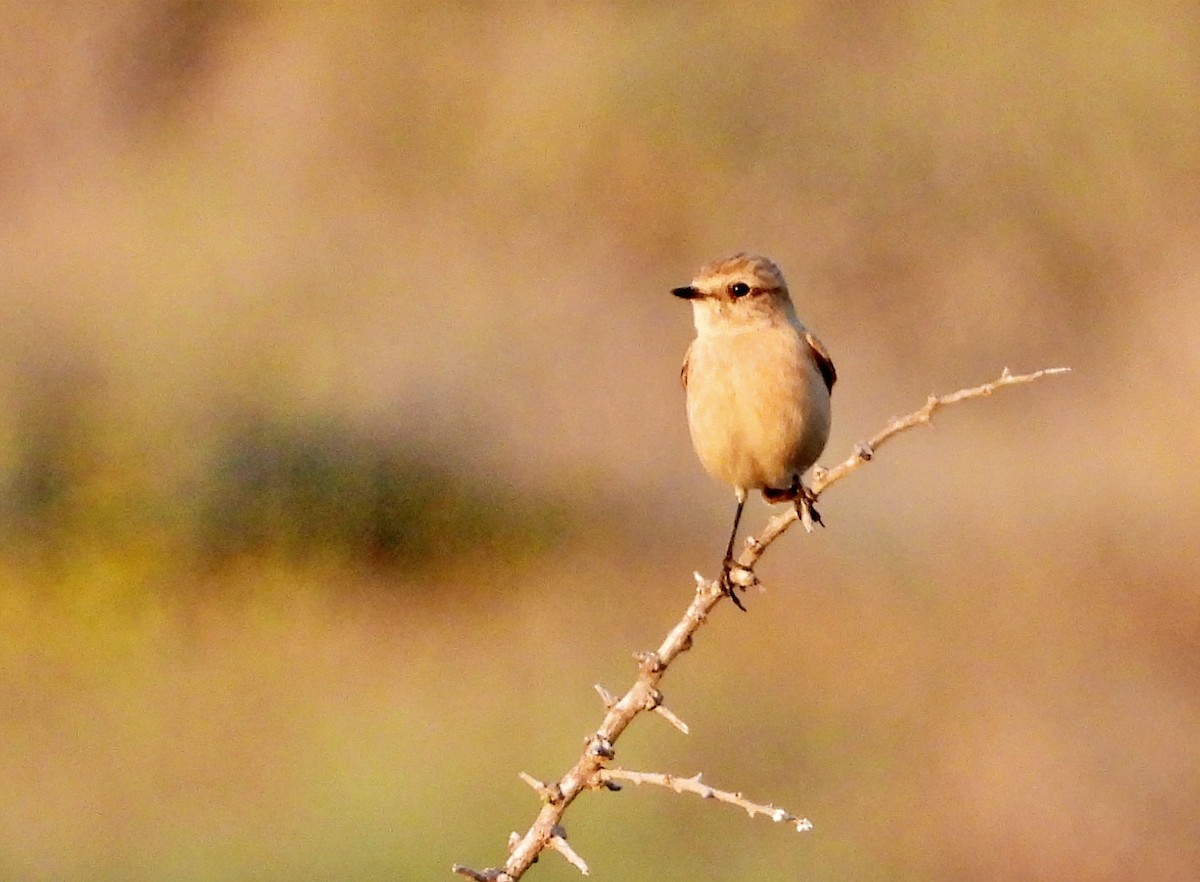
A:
[[597, 768, 814, 832], [452, 366, 1069, 882]]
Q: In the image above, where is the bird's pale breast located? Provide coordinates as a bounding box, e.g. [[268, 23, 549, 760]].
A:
[[685, 323, 830, 493]]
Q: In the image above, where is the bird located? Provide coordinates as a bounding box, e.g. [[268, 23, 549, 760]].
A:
[[673, 253, 836, 609]]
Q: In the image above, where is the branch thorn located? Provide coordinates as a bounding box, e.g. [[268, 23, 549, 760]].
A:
[[517, 772, 561, 804], [593, 684, 617, 709], [547, 827, 590, 876], [653, 703, 690, 734]]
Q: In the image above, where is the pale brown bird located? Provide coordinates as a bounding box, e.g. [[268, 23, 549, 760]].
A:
[[674, 253, 836, 608]]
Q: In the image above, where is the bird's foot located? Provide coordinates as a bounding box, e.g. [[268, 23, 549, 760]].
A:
[[796, 484, 824, 533], [720, 558, 753, 611]]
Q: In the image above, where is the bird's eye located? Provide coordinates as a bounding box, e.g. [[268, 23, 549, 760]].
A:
[[729, 282, 751, 298]]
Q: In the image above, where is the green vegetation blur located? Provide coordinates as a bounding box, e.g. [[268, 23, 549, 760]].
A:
[[2, 3, 1198, 881]]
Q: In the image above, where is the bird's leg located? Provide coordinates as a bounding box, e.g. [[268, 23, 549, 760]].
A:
[[722, 498, 744, 564], [720, 498, 749, 611]]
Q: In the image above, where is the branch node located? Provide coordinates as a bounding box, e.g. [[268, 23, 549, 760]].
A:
[[585, 767, 623, 791], [587, 734, 615, 759], [852, 441, 874, 461], [642, 688, 663, 711], [634, 651, 664, 674], [727, 563, 757, 587]]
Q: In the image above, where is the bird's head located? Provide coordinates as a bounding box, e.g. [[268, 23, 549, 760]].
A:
[[672, 253, 798, 333]]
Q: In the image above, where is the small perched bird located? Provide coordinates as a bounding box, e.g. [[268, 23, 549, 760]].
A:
[[674, 253, 836, 609]]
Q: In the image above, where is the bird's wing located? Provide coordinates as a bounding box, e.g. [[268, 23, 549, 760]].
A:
[[805, 331, 837, 392], [680, 340, 693, 390]]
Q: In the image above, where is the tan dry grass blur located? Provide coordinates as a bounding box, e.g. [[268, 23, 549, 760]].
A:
[[1, 2, 1198, 880]]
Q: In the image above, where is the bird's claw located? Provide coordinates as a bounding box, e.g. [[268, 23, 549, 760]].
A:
[[720, 559, 752, 611], [796, 485, 824, 533]]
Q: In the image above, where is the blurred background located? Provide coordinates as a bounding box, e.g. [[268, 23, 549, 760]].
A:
[[1, 2, 1198, 880]]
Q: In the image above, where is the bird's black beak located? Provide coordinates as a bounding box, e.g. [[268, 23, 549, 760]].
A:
[[672, 285, 700, 300]]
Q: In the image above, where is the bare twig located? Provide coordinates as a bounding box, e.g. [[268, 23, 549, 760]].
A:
[[595, 769, 813, 832], [452, 366, 1068, 881]]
